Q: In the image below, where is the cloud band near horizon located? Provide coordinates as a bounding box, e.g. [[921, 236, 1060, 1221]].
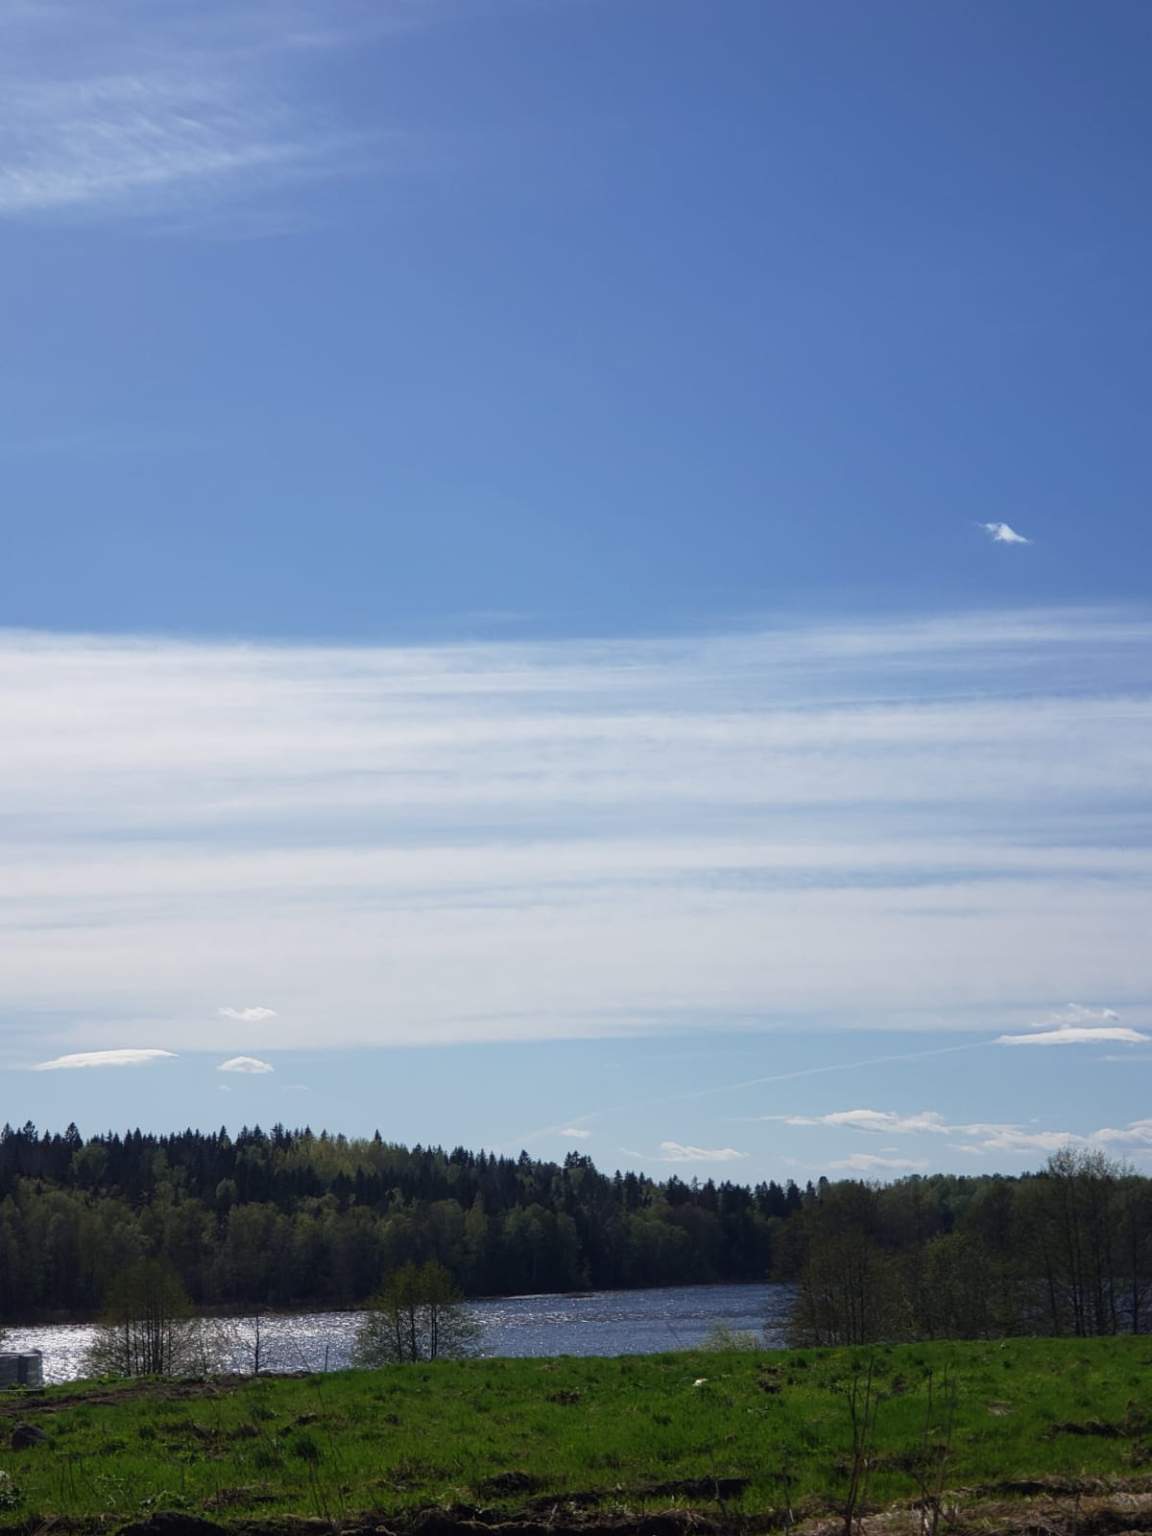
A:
[[1, 608, 1151, 1063]]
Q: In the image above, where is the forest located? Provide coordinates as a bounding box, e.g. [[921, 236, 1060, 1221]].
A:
[[0, 1122, 790, 1318], [1, 1124, 1150, 1341]]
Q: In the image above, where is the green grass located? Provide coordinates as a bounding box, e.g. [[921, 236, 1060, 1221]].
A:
[[2, 1337, 1151, 1527]]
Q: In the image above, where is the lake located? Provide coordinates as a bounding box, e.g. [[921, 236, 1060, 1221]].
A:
[[4, 1283, 793, 1382]]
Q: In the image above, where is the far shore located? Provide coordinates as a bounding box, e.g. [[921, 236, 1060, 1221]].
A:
[[2, 1277, 782, 1331]]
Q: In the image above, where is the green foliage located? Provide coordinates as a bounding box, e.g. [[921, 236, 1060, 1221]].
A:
[[288, 1433, 321, 1463], [786, 1149, 1152, 1345], [699, 1324, 761, 1351], [4, 1124, 1152, 1345], [0, 1472, 22, 1512], [0, 1125, 786, 1316], [353, 1260, 481, 1364], [82, 1260, 216, 1379], [0, 1338, 1149, 1526]]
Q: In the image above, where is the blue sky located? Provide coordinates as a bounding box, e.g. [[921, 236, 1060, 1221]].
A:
[[2, 0, 1151, 1180]]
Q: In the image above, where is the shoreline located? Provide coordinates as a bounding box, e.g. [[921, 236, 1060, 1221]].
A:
[[1, 1278, 781, 1331]]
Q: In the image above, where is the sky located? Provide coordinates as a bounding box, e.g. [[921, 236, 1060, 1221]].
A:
[[2, 0, 1151, 1182]]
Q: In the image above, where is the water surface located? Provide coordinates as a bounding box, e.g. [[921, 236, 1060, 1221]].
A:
[[5, 1282, 792, 1382]]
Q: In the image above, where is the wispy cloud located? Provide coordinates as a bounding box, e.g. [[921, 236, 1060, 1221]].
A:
[[0, 1, 385, 223], [1041, 1004, 1120, 1026], [780, 1109, 950, 1135], [781, 1099, 1152, 1158], [31, 1048, 177, 1071], [997, 1026, 1149, 1047], [559, 1127, 592, 1139], [1095, 1120, 1152, 1147], [979, 521, 1031, 545], [829, 1152, 928, 1172], [2, 610, 1151, 1057], [974, 1127, 1079, 1152], [995, 1001, 1142, 1048], [218, 1055, 274, 1074], [0, 78, 333, 218], [657, 1141, 747, 1163]]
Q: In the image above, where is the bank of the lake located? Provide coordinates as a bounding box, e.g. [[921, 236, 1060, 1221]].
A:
[[3, 1282, 793, 1382], [1, 1337, 1149, 1532]]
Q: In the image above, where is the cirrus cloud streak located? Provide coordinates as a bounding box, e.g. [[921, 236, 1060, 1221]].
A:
[[657, 1142, 748, 1163], [0, 0, 395, 224], [778, 1098, 1152, 1159], [2, 609, 1151, 1061]]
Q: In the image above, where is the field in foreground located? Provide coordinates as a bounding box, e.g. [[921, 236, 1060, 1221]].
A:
[[2, 1338, 1152, 1534]]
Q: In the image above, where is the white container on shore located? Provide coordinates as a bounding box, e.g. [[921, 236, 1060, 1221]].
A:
[[0, 1352, 44, 1388]]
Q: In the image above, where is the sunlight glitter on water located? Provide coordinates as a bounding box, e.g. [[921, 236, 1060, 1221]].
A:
[[5, 1283, 792, 1382]]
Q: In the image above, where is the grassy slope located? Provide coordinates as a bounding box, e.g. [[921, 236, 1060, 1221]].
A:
[[1, 1338, 1150, 1526]]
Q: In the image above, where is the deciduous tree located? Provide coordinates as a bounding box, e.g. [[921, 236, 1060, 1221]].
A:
[[84, 1259, 214, 1377], [353, 1260, 480, 1364]]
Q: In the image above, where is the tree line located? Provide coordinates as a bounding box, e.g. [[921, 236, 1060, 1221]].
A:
[[781, 1149, 1152, 1343], [0, 1122, 793, 1319], [3, 1125, 1150, 1342]]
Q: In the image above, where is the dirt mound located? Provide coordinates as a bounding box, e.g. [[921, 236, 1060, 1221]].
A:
[[0, 1376, 257, 1419]]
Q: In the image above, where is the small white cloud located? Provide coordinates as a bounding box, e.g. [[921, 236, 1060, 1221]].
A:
[[997, 1026, 1149, 1047], [997, 1004, 1137, 1048], [658, 1140, 747, 1163], [559, 1127, 592, 1139], [979, 521, 1031, 545], [31, 1047, 177, 1071], [219, 1006, 278, 1023], [829, 1152, 928, 1172], [218, 1056, 274, 1074]]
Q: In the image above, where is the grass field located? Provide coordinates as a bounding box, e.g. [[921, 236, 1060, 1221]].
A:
[[2, 1338, 1152, 1531]]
